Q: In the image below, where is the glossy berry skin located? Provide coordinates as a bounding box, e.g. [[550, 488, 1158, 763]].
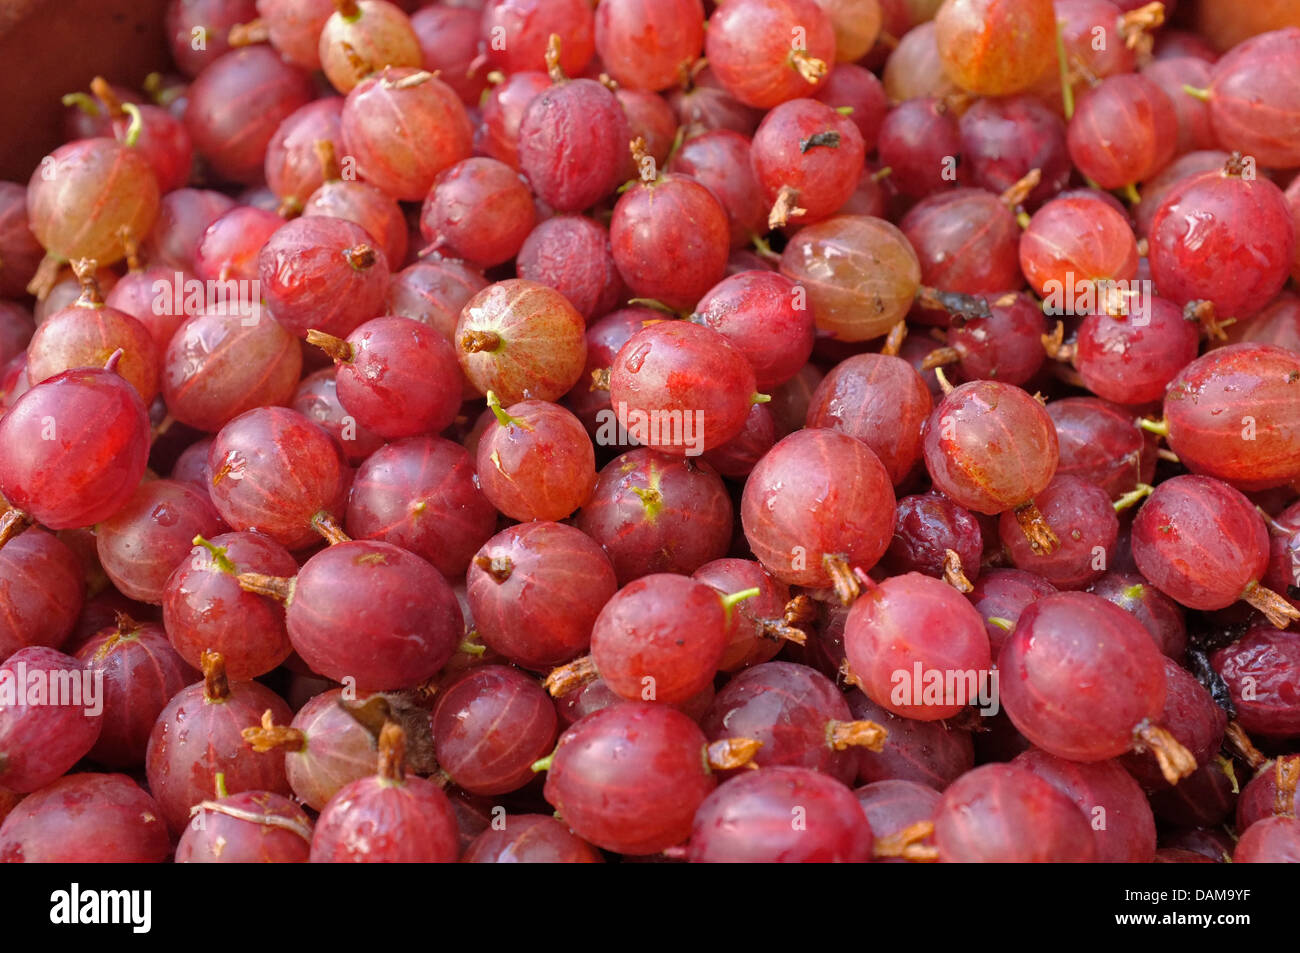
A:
[[1088, 573, 1187, 661], [95, 479, 226, 605], [1131, 475, 1272, 612], [700, 662, 869, 784], [1163, 344, 1300, 490], [277, 687, 378, 812], [287, 540, 464, 692], [1149, 170, 1295, 320], [967, 568, 1057, 655], [184, 47, 314, 184], [346, 436, 498, 581], [542, 702, 717, 855], [609, 321, 758, 454], [1205, 28, 1300, 169], [318, 0, 421, 95], [805, 353, 932, 486], [900, 189, 1022, 296], [576, 449, 733, 585], [845, 573, 992, 721], [877, 98, 963, 200], [476, 71, 552, 170], [0, 366, 150, 530], [692, 558, 790, 672], [595, 0, 704, 91], [751, 98, 865, 224], [456, 280, 588, 406], [0, 530, 84, 659], [1234, 817, 1300, 864], [388, 259, 488, 343], [688, 766, 872, 863], [933, 763, 1098, 862], [518, 76, 628, 215], [27, 299, 160, 403], [958, 95, 1069, 207], [341, 67, 473, 202], [884, 492, 983, 584], [258, 217, 390, 340], [1067, 74, 1178, 190], [780, 215, 921, 342], [1019, 194, 1139, 301], [1048, 397, 1154, 500], [145, 187, 237, 273], [145, 673, 292, 834], [850, 693, 974, 790], [516, 216, 624, 323], [468, 522, 617, 671], [26, 138, 160, 267], [162, 531, 298, 680], [462, 814, 603, 863], [935, 0, 1056, 96], [1119, 659, 1225, 790], [0, 647, 102, 793], [208, 407, 347, 550], [162, 307, 304, 434], [76, 620, 195, 769], [692, 271, 814, 392], [264, 97, 345, 212], [1013, 749, 1157, 863], [998, 475, 1117, 590], [590, 573, 732, 705], [742, 429, 897, 588], [1211, 626, 1300, 737], [194, 206, 283, 283], [999, 592, 1166, 761], [293, 369, 385, 466], [667, 132, 767, 253], [854, 780, 941, 860], [329, 316, 462, 440], [923, 380, 1059, 516], [433, 666, 558, 796], [610, 173, 730, 312], [477, 400, 596, 522], [705, 0, 836, 109], [938, 293, 1048, 387], [176, 790, 313, 863], [420, 158, 536, 268], [1237, 757, 1300, 831], [0, 773, 170, 863], [1075, 299, 1200, 407], [304, 175, 408, 268], [310, 772, 459, 863]]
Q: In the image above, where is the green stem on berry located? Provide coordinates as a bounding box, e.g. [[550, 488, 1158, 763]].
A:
[[1182, 84, 1211, 102], [458, 639, 487, 657], [1122, 582, 1145, 600], [1138, 417, 1169, 437], [1121, 181, 1141, 205], [719, 586, 760, 625], [1113, 483, 1154, 512], [987, 617, 1014, 632], [486, 390, 533, 430], [531, 750, 556, 773], [61, 92, 100, 116], [1055, 19, 1075, 120], [192, 534, 237, 575], [214, 772, 229, 800]]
